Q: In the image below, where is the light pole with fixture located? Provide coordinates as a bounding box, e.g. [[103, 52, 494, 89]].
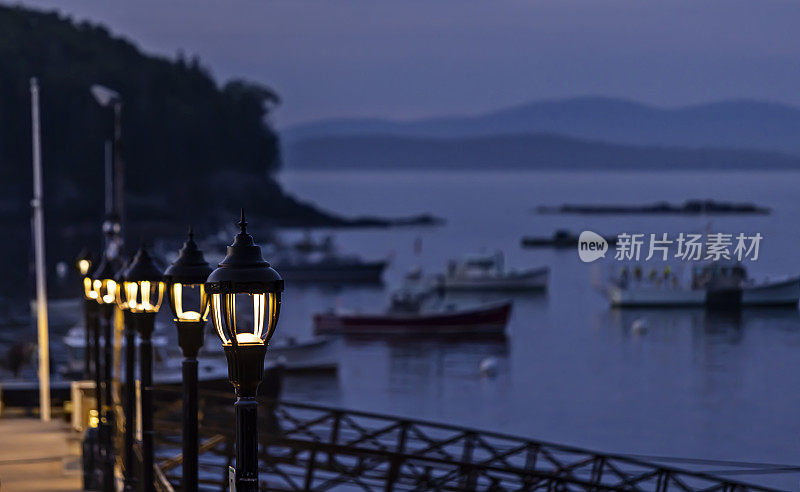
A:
[[164, 228, 213, 492], [113, 261, 137, 492], [90, 254, 123, 492], [122, 245, 164, 492], [206, 211, 283, 492]]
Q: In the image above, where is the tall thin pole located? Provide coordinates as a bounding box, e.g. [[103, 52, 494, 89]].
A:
[[30, 77, 51, 422], [122, 310, 137, 491], [104, 140, 112, 216], [177, 320, 205, 492], [138, 312, 156, 492], [113, 103, 124, 242]]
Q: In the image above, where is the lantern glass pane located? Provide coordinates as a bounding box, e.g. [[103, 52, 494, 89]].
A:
[[95, 279, 117, 305], [169, 283, 209, 321], [211, 293, 228, 344], [126, 280, 164, 313], [83, 277, 97, 300], [114, 282, 128, 310], [210, 291, 280, 347]]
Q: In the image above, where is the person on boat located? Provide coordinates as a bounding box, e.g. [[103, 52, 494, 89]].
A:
[[619, 266, 629, 288]]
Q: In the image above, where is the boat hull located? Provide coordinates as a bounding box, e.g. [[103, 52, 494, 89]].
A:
[[313, 302, 512, 337]]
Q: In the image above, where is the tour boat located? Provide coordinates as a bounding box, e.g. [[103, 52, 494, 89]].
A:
[[603, 262, 800, 308], [436, 252, 548, 292]]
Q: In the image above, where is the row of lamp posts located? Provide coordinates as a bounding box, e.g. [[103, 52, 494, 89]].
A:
[[76, 210, 283, 492]]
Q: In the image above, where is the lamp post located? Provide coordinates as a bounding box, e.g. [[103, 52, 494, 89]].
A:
[[164, 228, 212, 492], [113, 262, 137, 492], [90, 84, 125, 237], [76, 248, 94, 380], [122, 245, 164, 492], [76, 248, 100, 490], [91, 255, 122, 492], [206, 211, 283, 492]]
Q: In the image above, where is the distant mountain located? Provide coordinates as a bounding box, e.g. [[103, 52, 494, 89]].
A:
[[284, 97, 800, 155], [284, 133, 800, 171]]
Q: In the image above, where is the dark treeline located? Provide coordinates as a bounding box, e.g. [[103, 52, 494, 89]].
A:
[[0, 5, 345, 298]]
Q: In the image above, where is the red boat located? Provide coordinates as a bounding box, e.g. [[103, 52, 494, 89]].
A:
[[313, 301, 512, 337]]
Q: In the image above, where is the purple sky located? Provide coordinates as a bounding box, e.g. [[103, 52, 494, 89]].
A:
[[8, 0, 800, 126]]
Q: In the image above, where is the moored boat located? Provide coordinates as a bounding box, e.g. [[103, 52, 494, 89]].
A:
[[437, 252, 548, 292], [274, 255, 387, 284], [313, 300, 512, 337], [603, 262, 800, 308]]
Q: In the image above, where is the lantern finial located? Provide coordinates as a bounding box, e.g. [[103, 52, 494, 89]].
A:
[[238, 208, 247, 234], [188, 224, 194, 241]]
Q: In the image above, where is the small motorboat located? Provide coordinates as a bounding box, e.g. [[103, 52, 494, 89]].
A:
[[437, 252, 548, 292], [199, 334, 339, 373], [274, 253, 388, 284], [313, 285, 512, 337], [267, 336, 339, 373], [603, 261, 800, 308], [270, 235, 388, 284]]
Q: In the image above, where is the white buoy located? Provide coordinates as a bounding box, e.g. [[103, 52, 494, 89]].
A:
[[631, 317, 649, 335], [479, 357, 499, 378]]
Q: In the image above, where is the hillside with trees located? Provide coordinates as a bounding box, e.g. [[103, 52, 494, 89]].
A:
[[0, 5, 366, 297]]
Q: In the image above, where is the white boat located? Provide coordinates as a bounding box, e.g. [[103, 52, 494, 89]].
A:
[[200, 335, 339, 373], [267, 336, 339, 373], [604, 262, 800, 308], [64, 325, 338, 375], [437, 252, 548, 292]]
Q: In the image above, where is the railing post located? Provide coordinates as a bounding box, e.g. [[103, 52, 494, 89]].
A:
[[327, 411, 341, 467], [522, 443, 538, 491], [459, 431, 477, 490], [384, 420, 408, 492], [303, 448, 318, 490]]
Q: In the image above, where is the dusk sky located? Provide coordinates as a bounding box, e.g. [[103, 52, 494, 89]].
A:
[[9, 0, 800, 126]]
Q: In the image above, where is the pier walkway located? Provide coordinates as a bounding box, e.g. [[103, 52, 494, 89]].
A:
[[0, 415, 81, 492], [151, 388, 781, 491]]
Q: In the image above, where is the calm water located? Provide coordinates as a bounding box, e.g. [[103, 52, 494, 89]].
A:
[[276, 170, 800, 489]]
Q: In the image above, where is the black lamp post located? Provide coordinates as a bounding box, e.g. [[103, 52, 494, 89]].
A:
[[76, 248, 94, 380], [122, 245, 164, 492], [164, 228, 212, 492], [91, 255, 122, 492], [76, 248, 100, 490], [206, 211, 283, 492], [113, 262, 137, 492]]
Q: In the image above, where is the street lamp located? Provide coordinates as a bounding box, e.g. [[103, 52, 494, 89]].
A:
[[75, 248, 94, 380], [206, 211, 283, 492], [91, 255, 122, 492], [122, 245, 164, 492], [75, 248, 100, 490], [163, 228, 212, 492], [91, 85, 125, 238], [113, 261, 137, 491]]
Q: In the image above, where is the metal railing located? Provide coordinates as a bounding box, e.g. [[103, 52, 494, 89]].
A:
[[150, 388, 779, 491]]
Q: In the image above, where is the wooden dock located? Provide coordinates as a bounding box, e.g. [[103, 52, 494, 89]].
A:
[[0, 416, 82, 492]]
